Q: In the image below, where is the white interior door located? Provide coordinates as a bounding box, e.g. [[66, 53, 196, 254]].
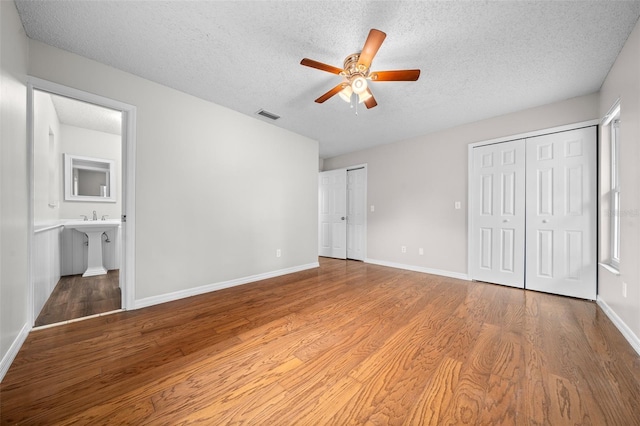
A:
[[347, 168, 366, 261], [470, 139, 526, 288], [318, 169, 347, 259], [525, 127, 597, 299]]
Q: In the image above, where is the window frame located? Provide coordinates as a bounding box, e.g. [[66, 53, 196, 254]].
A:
[[603, 100, 621, 269]]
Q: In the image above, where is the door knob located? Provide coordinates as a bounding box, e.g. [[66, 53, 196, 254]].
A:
[[542, 219, 549, 223], [503, 219, 510, 223], [341, 217, 346, 220]]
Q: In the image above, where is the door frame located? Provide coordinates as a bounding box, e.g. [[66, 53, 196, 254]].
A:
[[467, 119, 598, 287], [318, 163, 367, 261], [26, 76, 137, 324]]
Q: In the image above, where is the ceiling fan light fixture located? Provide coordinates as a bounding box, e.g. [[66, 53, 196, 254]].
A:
[[358, 90, 372, 103], [351, 76, 368, 94], [338, 85, 353, 102]]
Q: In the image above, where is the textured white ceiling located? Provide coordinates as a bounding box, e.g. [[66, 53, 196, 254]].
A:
[[15, 1, 640, 158], [49, 93, 122, 135]]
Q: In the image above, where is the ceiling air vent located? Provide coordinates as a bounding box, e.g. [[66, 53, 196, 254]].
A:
[[256, 109, 280, 121]]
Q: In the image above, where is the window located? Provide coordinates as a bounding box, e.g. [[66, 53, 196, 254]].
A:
[[604, 101, 621, 269]]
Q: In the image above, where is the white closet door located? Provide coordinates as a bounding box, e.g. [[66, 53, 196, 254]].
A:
[[347, 168, 366, 261], [470, 139, 526, 288], [318, 169, 347, 259], [525, 127, 597, 299]]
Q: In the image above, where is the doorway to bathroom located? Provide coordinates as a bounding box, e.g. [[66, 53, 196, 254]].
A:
[[27, 78, 136, 327]]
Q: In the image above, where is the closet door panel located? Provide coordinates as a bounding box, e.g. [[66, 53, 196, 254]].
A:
[[470, 139, 526, 288], [525, 127, 596, 299]]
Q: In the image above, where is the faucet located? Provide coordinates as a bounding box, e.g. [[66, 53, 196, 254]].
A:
[[92, 210, 97, 221], [101, 215, 109, 221], [80, 215, 88, 221]]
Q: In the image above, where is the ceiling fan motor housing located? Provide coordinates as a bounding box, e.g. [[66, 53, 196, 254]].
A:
[[341, 53, 370, 94]]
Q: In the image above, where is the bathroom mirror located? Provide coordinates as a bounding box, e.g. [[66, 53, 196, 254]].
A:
[[64, 153, 116, 202]]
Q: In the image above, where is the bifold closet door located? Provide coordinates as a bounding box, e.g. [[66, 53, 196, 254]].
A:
[[525, 127, 597, 299], [470, 139, 526, 288]]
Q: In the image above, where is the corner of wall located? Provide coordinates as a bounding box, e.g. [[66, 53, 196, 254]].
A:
[[0, 0, 31, 382]]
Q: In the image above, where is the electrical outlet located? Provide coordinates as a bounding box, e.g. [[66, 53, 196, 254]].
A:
[[401, 246, 407, 253], [419, 248, 424, 255], [623, 282, 628, 298], [276, 249, 281, 258]]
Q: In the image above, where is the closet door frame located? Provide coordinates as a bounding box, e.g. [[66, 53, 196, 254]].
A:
[[467, 120, 598, 289]]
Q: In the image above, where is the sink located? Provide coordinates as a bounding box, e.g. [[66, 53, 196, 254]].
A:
[[64, 219, 121, 232], [64, 219, 121, 277]]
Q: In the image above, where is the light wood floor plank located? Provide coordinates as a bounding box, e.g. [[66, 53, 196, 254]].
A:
[[2, 258, 639, 425]]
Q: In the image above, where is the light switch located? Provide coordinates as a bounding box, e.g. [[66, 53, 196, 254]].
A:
[[455, 201, 461, 210], [370, 205, 375, 212]]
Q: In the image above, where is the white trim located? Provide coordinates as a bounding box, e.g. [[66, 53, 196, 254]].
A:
[[32, 309, 123, 331], [602, 98, 621, 126], [26, 82, 35, 326], [599, 262, 620, 276], [134, 262, 320, 310], [122, 108, 137, 310], [596, 297, 640, 357], [27, 77, 135, 111], [26, 77, 137, 319], [365, 258, 470, 281], [468, 119, 599, 149], [0, 323, 30, 382], [33, 223, 64, 234]]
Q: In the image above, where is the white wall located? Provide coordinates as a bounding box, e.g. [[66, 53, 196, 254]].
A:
[[33, 91, 61, 224], [27, 40, 319, 302], [58, 124, 121, 220], [323, 93, 599, 275], [0, 1, 30, 378], [598, 18, 640, 347]]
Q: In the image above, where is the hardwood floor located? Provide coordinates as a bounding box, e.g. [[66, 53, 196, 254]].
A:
[[2, 258, 639, 424], [34, 270, 121, 327]]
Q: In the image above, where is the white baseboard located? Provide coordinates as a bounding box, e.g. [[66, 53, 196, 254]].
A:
[[0, 322, 30, 382], [135, 262, 320, 310], [365, 258, 469, 281], [596, 297, 640, 357]]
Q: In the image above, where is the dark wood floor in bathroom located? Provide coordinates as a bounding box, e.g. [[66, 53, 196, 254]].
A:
[[34, 270, 121, 326], [3, 259, 640, 424]]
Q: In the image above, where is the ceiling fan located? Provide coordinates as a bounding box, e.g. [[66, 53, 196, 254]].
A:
[[300, 29, 420, 110]]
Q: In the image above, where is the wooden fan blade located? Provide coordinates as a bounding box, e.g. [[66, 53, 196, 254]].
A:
[[357, 29, 386, 69], [370, 69, 421, 81], [364, 89, 378, 109], [300, 58, 344, 75], [315, 83, 346, 103]]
